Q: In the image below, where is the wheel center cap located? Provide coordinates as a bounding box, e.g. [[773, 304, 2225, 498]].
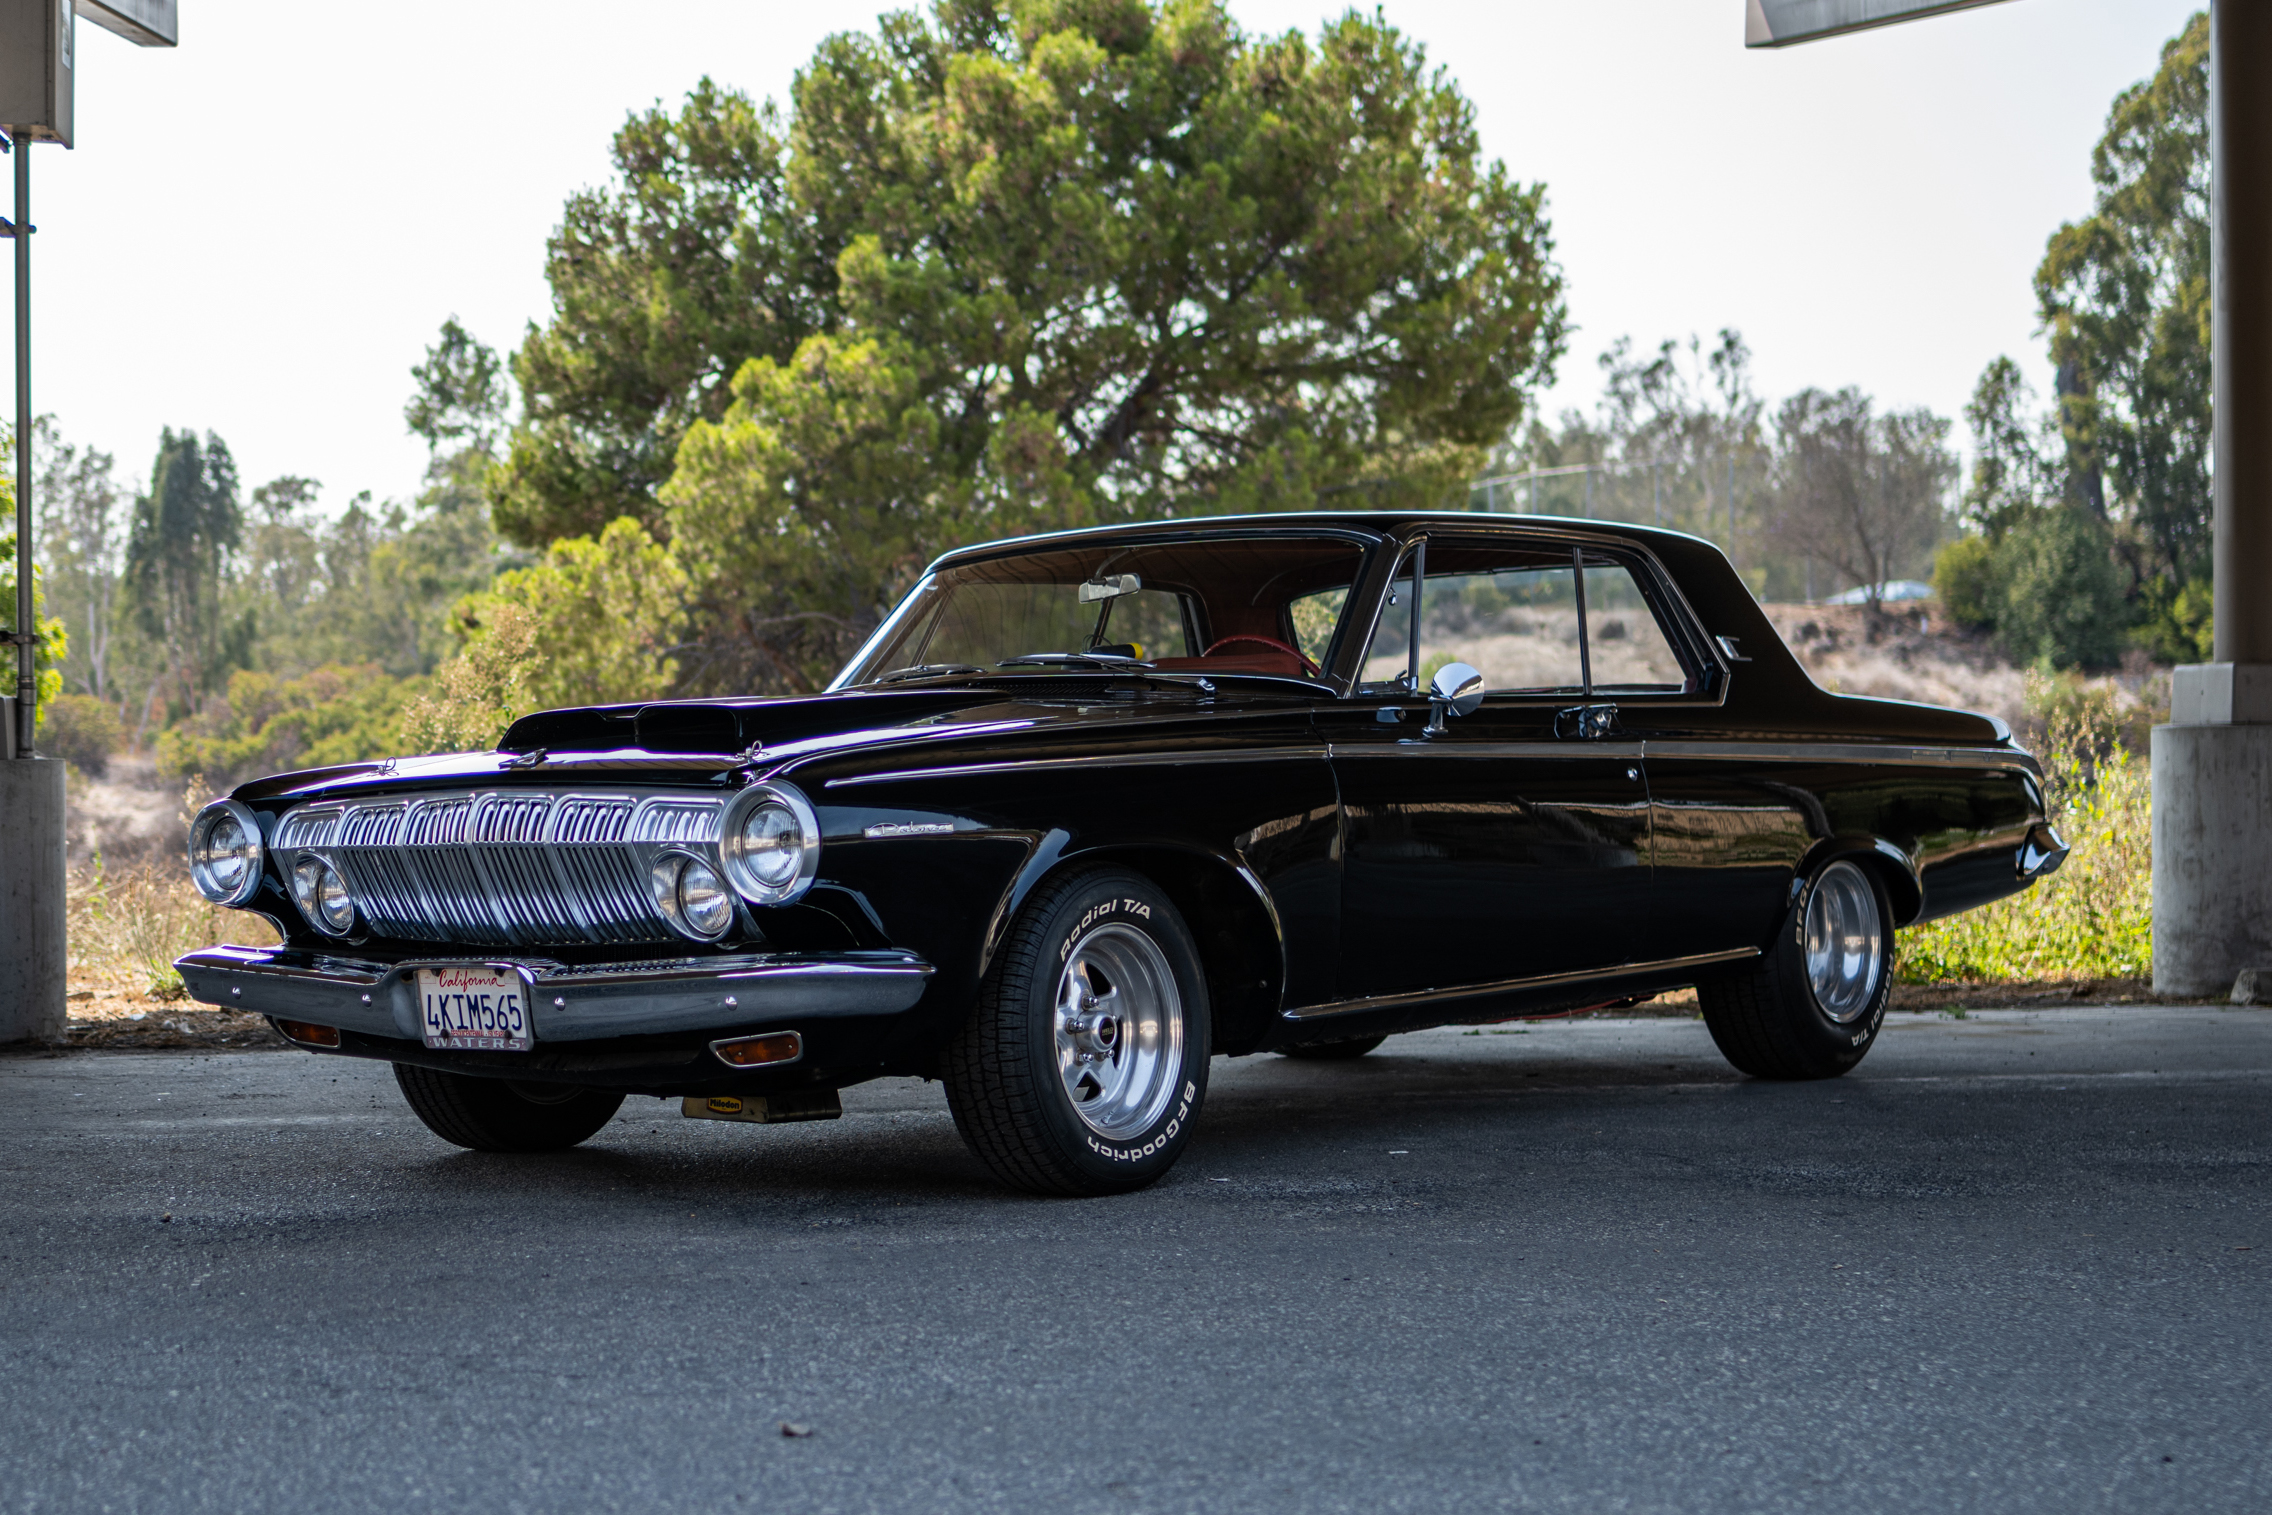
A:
[[1065, 1011, 1120, 1060]]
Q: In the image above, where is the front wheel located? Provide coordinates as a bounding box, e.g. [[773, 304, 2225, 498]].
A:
[[944, 867, 1210, 1196], [1700, 858, 1892, 1080], [393, 1065, 625, 1152]]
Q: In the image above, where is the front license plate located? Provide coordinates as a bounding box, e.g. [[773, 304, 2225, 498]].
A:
[[417, 966, 533, 1052]]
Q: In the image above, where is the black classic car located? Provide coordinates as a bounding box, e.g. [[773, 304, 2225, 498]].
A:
[[178, 512, 2065, 1195]]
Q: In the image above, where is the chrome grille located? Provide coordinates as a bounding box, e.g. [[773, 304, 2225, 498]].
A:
[[288, 789, 728, 947]]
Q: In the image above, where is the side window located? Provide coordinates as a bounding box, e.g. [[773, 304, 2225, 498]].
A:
[[1288, 587, 1347, 668], [1582, 564, 1686, 691], [1358, 545, 1692, 695]]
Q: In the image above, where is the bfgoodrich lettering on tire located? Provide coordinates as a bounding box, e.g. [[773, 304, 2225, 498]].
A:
[[943, 866, 1210, 1196], [1700, 858, 1892, 1080]]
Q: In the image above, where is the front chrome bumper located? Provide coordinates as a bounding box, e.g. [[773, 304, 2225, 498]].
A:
[[175, 946, 936, 1043]]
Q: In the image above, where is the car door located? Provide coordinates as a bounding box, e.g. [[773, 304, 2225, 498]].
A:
[[1320, 536, 1655, 1001]]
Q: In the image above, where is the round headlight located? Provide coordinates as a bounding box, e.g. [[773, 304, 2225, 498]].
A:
[[188, 800, 265, 906], [676, 857, 734, 938], [650, 852, 735, 941], [290, 856, 356, 935], [721, 783, 820, 905]]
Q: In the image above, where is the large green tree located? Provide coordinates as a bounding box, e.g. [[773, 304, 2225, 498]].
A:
[[121, 428, 242, 720], [501, 0, 1566, 690], [2035, 9, 2209, 655]]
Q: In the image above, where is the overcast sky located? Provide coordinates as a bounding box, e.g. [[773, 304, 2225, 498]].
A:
[[16, 0, 2202, 516]]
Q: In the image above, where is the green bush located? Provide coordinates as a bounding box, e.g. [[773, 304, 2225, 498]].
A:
[[1994, 507, 2130, 670], [41, 693, 122, 778], [1899, 672, 2153, 982], [2135, 576, 2214, 664], [157, 664, 416, 785], [1932, 535, 2000, 629]]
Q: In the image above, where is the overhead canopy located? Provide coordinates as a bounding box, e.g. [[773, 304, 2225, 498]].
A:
[[1744, 0, 2018, 48], [76, 0, 174, 47]]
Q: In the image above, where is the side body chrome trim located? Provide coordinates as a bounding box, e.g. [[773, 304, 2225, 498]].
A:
[[824, 745, 1327, 789], [1324, 741, 1647, 760], [1641, 740, 2035, 772], [1282, 946, 1759, 1022], [824, 737, 2029, 790]]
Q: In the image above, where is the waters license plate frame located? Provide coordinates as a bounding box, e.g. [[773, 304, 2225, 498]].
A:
[[417, 965, 534, 1052]]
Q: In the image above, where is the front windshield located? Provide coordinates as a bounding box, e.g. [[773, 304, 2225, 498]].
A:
[[835, 534, 1371, 687]]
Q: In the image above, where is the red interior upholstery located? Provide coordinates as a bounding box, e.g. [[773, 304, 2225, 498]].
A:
[[1153, 636, 1313, 678], [1152, 651, 1308, 677]]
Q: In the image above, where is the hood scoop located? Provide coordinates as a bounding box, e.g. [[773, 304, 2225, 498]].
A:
[[498, 689, 1002, 758]]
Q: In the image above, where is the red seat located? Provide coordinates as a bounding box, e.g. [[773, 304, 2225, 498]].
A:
[[1152, 652, 1308, 678]]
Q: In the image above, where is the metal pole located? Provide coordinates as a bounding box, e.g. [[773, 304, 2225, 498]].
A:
[[12, 137, 30, 758], [2212, 0, 2272, 666]]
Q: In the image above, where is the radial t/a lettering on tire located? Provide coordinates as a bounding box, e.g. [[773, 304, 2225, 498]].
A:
[[943, 866, 1210, 1196], [1699, 858, 1892, 1081]]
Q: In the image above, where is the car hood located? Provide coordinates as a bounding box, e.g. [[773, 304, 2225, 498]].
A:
[[227, 681, 1282, 806]]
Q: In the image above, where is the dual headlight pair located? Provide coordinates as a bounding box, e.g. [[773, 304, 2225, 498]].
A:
[[649, 786, 818, 942], [188, 784, 822, 943]]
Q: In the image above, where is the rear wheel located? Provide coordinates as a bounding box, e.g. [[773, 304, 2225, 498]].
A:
[[393, 1065, 625, 1152], [944, 867, 1210, 1196], [1700, 858, 1891, 1080], [1278, 1035, 1386, 1061]]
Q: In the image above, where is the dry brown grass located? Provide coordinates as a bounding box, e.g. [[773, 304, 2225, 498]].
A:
[[66, 858, 278, 1008]]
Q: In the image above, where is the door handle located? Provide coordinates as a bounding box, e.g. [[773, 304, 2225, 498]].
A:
[[1556, 703, 1621, 740]]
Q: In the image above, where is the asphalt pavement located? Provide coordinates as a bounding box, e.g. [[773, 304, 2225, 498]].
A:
[[3, 1005, 2268, 1514]]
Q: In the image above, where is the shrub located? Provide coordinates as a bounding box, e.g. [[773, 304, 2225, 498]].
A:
[[156, 664, 415, 784], [1932, 535, 1999, 629], [41, 693, 122, 777], [399, 601, 540, 754], [1993, 507, 2130, 670], [1899, 671, 2154, 982]]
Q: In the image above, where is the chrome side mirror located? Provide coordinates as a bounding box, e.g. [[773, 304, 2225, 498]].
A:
[[1425, 662, 1485, 735]]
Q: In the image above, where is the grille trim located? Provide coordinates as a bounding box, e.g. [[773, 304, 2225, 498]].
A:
[[281, 789, 730, 947]]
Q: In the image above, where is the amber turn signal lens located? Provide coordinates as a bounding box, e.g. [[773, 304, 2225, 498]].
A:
[[274, 1019, 341, 1048], [710, 1031, 803, 1068]]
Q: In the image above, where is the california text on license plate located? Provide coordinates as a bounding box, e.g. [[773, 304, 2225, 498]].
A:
[[417, 966, 533, 1052]]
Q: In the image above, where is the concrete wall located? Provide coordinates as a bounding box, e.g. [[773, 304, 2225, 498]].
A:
[[0, 757, 66, 1043], [2153, 723, 2272, 999]]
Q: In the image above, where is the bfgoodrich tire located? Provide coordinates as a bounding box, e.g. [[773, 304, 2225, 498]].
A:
[[943, 867, 1210, 1196], [393, 1065, 625, 1152], [1700, 858, 1892, 1081]]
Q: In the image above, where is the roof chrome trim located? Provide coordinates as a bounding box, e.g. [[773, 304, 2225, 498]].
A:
[[1282, 947, 1760, 1022]]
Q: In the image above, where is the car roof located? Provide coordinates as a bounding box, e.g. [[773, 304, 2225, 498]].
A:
[[923, 510, 1726, 576]]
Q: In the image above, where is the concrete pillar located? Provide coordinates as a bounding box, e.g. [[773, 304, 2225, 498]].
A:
[[0, 755, 66, 1043], [2154, 0, 2272, 998]]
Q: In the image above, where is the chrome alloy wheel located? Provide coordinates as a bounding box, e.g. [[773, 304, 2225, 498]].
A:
[[1053, 922, 1184, 1140], [1803, 861, 1885, 1024]]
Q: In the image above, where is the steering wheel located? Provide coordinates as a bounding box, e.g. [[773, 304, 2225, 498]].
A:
[[1202, 635, 1322, 678]]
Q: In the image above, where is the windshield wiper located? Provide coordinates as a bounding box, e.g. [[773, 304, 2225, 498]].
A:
[[871, 663, 985, 685], [996, 652, 1157, 670]]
